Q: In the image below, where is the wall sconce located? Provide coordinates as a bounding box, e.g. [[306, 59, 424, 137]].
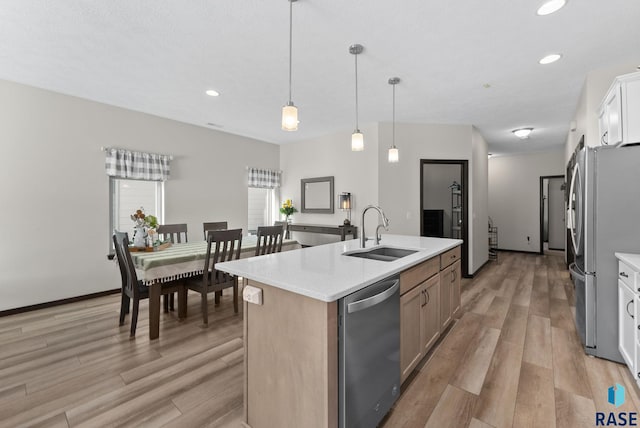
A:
[[339, 192, 352, 225]]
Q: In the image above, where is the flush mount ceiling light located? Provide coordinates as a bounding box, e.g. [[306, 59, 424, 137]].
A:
[[539, 53, 562, 64], [350, 44, 364, 151], [205, 89, 219, 97], [281, 0, 299, 131], [513, 128, 534, 139], [388, 77, 400, 163], [537, 0, 567, 15]]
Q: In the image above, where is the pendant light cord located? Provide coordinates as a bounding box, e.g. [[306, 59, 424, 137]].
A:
[[288, 0, 293, 103], [354, 53, 359, 130], [392, 83, 396, 148]]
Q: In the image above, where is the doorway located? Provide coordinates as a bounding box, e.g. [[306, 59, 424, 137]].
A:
[[540, 175, 565, 254], [420, 159, 468, 277]]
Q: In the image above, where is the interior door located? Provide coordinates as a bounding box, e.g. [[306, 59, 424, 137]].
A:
[[548, 178, 565, 250]]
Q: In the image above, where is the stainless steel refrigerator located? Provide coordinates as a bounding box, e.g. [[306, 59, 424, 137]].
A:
[[568, 144, 640, 363]]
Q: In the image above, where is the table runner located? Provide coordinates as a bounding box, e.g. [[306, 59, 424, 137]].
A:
[[129, 236, 300, 285]]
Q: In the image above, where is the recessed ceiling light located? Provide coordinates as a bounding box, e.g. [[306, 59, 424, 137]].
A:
[[537, 0, 567, 16], [539, 54, 562, 65], [205, 89, 220, 97], [513, 128, 533, 139]]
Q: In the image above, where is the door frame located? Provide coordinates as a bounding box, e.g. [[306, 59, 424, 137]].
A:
[[539, 174, 564, 255], [420, 159, 469, 277]]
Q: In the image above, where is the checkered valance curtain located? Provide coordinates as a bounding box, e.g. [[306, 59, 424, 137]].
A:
[[247, 167, 281, 189], [104, 148, 171, 181]]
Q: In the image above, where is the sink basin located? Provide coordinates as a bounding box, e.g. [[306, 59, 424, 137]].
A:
[[343, 246, 419, 262]]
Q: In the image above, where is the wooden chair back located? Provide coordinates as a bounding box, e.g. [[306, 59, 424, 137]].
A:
[[204, 228, 242, 271], [203, 221, 228, 240], [113, 231, 142, 300], [157, 223, 188, 243], [255, 225, 284, 256], [274, 221, 289, 239]]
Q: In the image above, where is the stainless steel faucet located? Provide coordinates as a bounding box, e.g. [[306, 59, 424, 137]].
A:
[[360, 205, 390, 247]]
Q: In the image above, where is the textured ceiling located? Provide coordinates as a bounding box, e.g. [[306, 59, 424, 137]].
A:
[[1, 1, 639, 154]]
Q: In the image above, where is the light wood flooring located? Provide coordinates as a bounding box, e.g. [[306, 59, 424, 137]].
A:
[[0, 251, 638, 427]]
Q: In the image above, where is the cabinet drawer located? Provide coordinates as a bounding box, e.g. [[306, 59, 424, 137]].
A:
[[400, 257, 439, 295], [440, 246, 461, 270], [619, 261, 640, 292]]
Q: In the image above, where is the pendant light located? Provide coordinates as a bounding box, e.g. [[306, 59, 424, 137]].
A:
[[349, 44, 364, 151], [388, 77, 400, 163], [281, 0, 298, 131]]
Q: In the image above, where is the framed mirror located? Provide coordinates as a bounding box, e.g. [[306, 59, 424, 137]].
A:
[[301, 176, 334, 213]]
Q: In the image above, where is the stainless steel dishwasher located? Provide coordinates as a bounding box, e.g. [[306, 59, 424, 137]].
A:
[[338, 275, 400, 428]]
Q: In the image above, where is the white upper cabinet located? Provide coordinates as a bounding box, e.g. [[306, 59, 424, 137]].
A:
[[598, 71, 640, 147]]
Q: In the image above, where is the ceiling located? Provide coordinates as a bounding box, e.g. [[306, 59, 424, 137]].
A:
[[1, 1, 639, 155]]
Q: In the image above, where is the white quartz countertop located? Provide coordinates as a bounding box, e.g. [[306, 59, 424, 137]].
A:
[[216, 234, 462, 302], [615, 252, 640, 271]]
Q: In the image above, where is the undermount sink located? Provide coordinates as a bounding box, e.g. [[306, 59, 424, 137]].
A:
[[343, 246, 419, 262]]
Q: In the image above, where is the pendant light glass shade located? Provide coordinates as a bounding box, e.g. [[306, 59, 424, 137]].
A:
[[351, 131, 364, 151], [350, 44, 364, 151], [388, 147, 399, 163], [282, 102, 298, 131], [282, 0, 299, 131], [388, 77, 400, 163]]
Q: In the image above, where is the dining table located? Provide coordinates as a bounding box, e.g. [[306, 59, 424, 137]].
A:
[[129, 235, 301, 339]]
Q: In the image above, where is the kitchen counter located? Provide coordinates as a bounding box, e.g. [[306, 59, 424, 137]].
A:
[[216, 234, 462, 302], [219, 234, 462, 428], [615, 252, 640, 271]]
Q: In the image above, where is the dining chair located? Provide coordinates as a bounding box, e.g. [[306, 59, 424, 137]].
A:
[[156, 223, 188, 311], [255, 225, 284, 256], [274, 221, 289, 239], [113, 231, 183, 338], [181, 228, 242, 325], [202, 221, 228, 240], [157, 223, 188, 243]]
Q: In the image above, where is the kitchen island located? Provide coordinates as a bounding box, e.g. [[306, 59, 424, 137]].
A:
[[217, 234, 462, 428]]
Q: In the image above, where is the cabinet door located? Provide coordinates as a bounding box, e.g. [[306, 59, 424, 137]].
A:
[[598, 108, 608, 146], [626, 79, 640, 145], [440, 267, 452, 330], [619, 279, 636, 373], [400, 285, 423, 383], [605, 85, 622, 146], [450, 260, 461, 318], [421, 275, 440, 353]]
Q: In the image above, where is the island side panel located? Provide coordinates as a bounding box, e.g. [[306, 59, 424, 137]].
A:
[[244, 279, 338, 428]]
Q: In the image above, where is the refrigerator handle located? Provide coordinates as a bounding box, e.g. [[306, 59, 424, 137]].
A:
[[569, 162, 579, 255]]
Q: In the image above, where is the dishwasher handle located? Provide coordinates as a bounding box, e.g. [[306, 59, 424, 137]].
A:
[[347, 280, 399, 314]]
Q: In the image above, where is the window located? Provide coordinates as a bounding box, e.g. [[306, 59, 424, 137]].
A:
[[110, 178, 164, 243], [247, 187, 276, 235]]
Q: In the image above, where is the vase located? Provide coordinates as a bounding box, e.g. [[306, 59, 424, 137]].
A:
[[133, 226, 147, 248]]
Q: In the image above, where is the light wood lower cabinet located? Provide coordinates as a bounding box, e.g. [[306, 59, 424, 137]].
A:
[[440, 259, 461, 330], [400, 247, 461, 384], [421, 275, 441, 354], [400, 272, 440, 383]]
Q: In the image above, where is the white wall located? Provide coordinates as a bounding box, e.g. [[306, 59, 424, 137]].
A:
[[471, 127, 489, 273], [0, 79, 279, 311], [378, 122, 487, 275], [488, 150, 564, 252], [279, 124, 379, 246]]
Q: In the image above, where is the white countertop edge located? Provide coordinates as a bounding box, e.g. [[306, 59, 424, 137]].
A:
[[217, 235, 463, 302], [615, 252, 640, 272]]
